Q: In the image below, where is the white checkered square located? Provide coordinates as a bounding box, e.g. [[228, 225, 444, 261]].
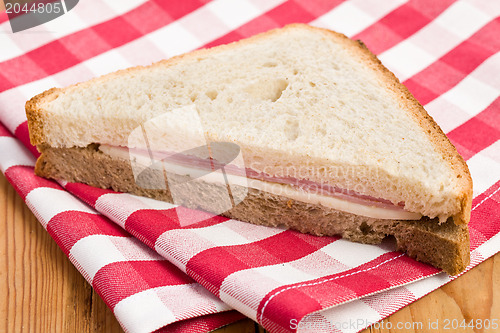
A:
[[312, 0, 406, 37], [25, 187, 98, 228], [114, 287, 176, 333], [467, 141, 500, 197], [69, 235, 163, 282], [85, 50, 133, 77], [147, 22, 202, 58], [0, 137, 36, 173], [207, 0, 261, 30]]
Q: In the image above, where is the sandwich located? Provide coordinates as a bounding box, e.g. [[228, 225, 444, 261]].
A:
[[26, 24, 472, 275]]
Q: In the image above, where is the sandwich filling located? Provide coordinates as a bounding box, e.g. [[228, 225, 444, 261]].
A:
[[98, 144, 423, 220]]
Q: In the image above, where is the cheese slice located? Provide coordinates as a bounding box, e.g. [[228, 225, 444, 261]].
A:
[[99, 144, 423, 220]]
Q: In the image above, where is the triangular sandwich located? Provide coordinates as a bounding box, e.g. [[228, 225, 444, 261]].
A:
[[26, 24, 472, 275]]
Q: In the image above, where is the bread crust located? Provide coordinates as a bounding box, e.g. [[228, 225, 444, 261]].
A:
[[25, 87, 61, 147], [334, 33, 473, 225], [25, 24, 472, 225], [34, 144, 470, 275]]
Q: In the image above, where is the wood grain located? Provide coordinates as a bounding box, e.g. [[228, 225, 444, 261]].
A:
[[0, 172, 123, 332], [1, 172, 498, 333]]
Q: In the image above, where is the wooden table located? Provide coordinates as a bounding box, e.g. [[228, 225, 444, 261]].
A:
[[1, 172, 498, 332]]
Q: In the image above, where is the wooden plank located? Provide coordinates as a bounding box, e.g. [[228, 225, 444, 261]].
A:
[[89, 289, 123, 332], [0, 172, 123, 332]]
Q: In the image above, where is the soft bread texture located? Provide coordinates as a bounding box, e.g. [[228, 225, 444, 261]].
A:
[[26, 24, 472, 225], [34, 145, 470, 275]]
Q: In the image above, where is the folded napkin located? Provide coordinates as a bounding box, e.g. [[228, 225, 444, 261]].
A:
[[1, 0, 500, 332]]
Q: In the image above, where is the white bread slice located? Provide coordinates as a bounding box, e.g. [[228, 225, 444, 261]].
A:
[[26, 24, 472, 226]]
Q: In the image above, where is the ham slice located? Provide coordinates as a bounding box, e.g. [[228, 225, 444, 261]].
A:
[[99, 144, 419, 216]]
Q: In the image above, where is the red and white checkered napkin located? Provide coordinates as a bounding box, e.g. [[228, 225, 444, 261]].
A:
[[1, 0, 500, 332], [1, 122, 499, 333]]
